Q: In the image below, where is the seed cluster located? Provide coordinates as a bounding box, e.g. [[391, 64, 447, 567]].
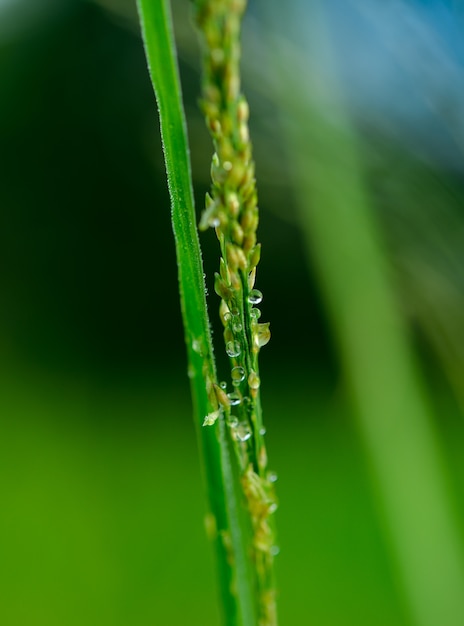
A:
[[194, 1, 277, 624]]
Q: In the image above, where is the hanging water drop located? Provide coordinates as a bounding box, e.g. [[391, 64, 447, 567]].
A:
[[226, 341, 241, 358], [235, 421, 252, 442], [259, 426, 267, 436], [219, 381, 227, 390], [270, 545, 280, 556], [227, 415, 239, 428], [227, 392, 241, 406], [231, 366, 246, 385], [250, 307, 261, 320], [248, 289, 263, 305]]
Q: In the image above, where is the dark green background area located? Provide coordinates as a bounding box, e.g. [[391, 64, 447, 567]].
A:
[[0, 0, 328, 379], [1, 2, 464, 625]]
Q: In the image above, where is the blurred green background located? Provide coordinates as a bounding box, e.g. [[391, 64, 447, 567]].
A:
[[1, 0, 464, 624]]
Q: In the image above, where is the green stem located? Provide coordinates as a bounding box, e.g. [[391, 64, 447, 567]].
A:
[[193, 1, 278, 623], [136, 1, 256, 624]]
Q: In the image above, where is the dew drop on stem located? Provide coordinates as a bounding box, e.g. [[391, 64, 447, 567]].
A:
[[227, 391, 241, 406], [232, 319, 242, 332], [231, 366, 246, 385], [226, 341, 241, 358], [248, 289, 263, 305], [235, 421, 252, 442]]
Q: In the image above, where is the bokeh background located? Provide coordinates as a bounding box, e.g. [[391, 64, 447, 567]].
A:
[[1, 0, 464, 624]]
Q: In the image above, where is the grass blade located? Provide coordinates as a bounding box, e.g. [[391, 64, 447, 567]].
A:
[[136, 1, 258, 624]]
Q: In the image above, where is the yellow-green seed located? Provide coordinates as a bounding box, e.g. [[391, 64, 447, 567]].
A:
[[249, 243, 261, 269], [231, 222, 244, 245]]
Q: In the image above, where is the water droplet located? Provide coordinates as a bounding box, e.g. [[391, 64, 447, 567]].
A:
[[248, 371, 260, 390], [223, 160, 233, 171], [231, 366, 245, 385], [268, 471, 278, 483], [250, 307, 261, 320], [187, 364, 195, 379], [259, 427, 267, 436], [270, 545, 280, 556], [219, 381, 227, 390], [223, 311, 232, 323], [226, 341, 241, 358], [232, 320, 242, 332], [227, 415, 239, 428], [209, 216, 220, 228], [268, 502, 278, 514], [235, 421, 252, 442], [227, 392, 241, 406], [230, 307, 240, 317], [248, 289, 263, 305]]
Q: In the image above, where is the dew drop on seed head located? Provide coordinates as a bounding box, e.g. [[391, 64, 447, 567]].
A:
[[268, 471, 278, 483], [235, 421, 252, 442], [219, 381, 227, 390], [223, 311, 232, 323], [230, 307, 240, 317], [227, 415, 239, 428], [227, 391, 241, 406], [232, 320, 242, 332], [226, 341, 241, 358], [270, 545, 280, 556], [248, 289, 263, 305], [231, 366, 245, 384], [250, 307, 261, 320], [268, 502, 278, 514]]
